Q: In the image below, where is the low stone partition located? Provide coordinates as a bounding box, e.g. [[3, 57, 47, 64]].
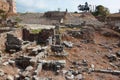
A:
[[0, 28, 22, 50]]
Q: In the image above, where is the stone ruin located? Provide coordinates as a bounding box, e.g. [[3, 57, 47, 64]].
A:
[[0, 25, 70, 80], [13, 55, 66, 79], [50, 25, 68, 56], [39, 60, 66, 72], [23, 28, 54, 45], [5, 34, 22, 52], [67, 27, 95, 43], [38, 29, 54, 44], [51, 45, 63, 53], [15, 56, 31, 69]]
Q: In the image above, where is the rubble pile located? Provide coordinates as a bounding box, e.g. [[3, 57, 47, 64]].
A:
[[67, 27, 95, 43], [104, 50, 120, 70], [80, 28, 94, 43], [100, 28, 120, 37]]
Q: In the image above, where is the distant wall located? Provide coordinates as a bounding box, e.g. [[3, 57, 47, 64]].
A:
[[0, 28, 22, 50]]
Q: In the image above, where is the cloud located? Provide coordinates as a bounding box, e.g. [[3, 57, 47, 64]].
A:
[[16, 0, 47, 12], [16, 0, 79, 12], [16, 0, 120, 13]]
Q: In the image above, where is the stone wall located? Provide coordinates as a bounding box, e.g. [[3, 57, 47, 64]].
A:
[[23, 28, 54, 44], [23, 28, 38, 42], [0, 28, 22, 50]]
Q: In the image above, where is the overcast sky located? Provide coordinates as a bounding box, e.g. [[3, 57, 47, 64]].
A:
[[16, 0, 120, 13]]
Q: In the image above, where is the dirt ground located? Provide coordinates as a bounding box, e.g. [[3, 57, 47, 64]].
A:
[[65, 27, 120, 79], [38, 27, 120, 80], [0, 26, 120, 80]]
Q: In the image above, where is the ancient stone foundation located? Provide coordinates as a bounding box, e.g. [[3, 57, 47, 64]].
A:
[[0, 28, 22, 50]]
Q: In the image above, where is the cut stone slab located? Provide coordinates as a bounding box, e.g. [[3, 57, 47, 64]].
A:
[[75, 74, 83, 80], [63, 41, 73, 48], [25, 66, 33, 71]]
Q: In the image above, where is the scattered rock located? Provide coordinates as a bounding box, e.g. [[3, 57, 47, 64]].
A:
[[62, 70, 67, 74], [51, 45, 63, 52], [25, 76, 30, 80], [101, 28, 120, 38], [91, 64, 95, 70], [35, 63, 42, 76], [36, 52, 46, 59], [29, 46, 42, 56], [32, 76, 52, 80], [25, 66, 33, 71], [116, 51, 120, 57], [75, 74, 83, 80], [63, 41, 73, 48], [82, 59, 88, 66], [14, 74, 20, 80], [106, 54, 117, 62], [30, 58, 37, 67], [67, 27, 94, 43], [65, 71, 74, 80], [8, 60, 15, 67], [3, 61, 9, 66], [7, 75, 14, 80], [0, 51, 2, 54], [21, 71, 30, 77], [0, 69, 4, 76]]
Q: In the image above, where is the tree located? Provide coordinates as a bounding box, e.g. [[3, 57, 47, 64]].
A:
[[92, 5, 110, 21], [78, 2, 90, 12]]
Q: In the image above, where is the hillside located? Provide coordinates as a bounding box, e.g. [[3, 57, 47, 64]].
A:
[[10, 12, 104, 26]]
